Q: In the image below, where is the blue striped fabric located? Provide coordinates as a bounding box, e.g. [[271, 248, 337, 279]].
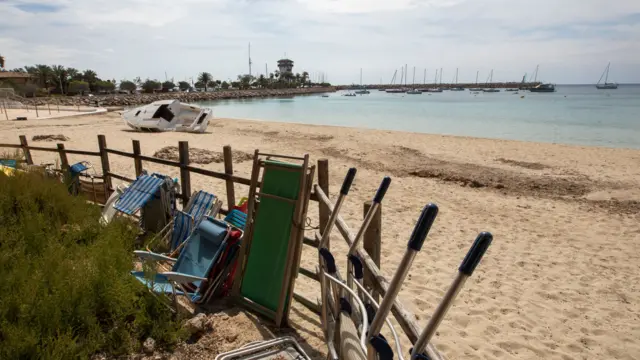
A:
[[114, 175, 165, 215], [170, 211, 194, 251], [188, 190, 215, 226]]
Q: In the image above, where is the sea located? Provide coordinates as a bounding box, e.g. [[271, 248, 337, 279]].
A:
[[195, 85, 640, 149]]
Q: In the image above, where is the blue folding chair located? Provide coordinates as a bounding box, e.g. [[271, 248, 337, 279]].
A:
[[223, 209, 247, 230], [133, 217, 231, 305], [149, 190, 222, 255]]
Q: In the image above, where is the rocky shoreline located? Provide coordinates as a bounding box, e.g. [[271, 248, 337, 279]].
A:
[[18, 87, 336, 107]]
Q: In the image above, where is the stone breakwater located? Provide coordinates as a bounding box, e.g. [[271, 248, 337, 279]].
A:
[[19, 87, 336, 107]]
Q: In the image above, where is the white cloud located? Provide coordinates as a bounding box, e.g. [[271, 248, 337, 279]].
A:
[[0, 0, 639, 83]]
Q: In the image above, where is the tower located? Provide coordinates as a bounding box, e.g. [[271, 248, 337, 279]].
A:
[[277, 58, 294, 75]]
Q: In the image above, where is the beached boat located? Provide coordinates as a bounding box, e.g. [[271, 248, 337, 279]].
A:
[[596, 63, 618, 90], [122, 99, 212, 133], [529, 83, 556, 92]]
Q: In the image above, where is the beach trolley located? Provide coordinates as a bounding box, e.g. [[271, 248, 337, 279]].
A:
[[315, 168, 494, 360], [232, 150, 315, 327]]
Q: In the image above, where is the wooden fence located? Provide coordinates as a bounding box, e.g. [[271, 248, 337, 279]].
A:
[[0, 134, 444, 360]]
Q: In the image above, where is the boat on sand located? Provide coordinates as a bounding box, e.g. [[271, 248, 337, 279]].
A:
[[123, 99, 212, 133]]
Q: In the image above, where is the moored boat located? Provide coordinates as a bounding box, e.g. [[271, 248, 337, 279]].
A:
[[529, 83, 556, 92], [596, 63, 618, 89]]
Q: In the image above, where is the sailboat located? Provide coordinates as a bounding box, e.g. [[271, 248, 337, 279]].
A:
[[407, 67, 422, 94], [469, 70, 483, 91], [424, 69, 443, 92], [355, 68, 370, 94], [450, 68, 465, 91], [482, 70, 500, 92], [596, 63, 618, 90]]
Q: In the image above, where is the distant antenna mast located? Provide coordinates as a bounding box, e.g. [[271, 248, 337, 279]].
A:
[[248, 43, 252, 76]]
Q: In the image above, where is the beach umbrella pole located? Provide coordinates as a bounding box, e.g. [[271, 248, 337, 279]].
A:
[[410, 232, 493, 360], [366, 203, 439, 360]]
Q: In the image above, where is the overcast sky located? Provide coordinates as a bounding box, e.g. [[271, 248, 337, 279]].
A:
[[1, 0, 639, 84]]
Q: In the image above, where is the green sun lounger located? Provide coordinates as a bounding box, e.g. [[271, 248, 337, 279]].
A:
[[234, 152, 313, 327]]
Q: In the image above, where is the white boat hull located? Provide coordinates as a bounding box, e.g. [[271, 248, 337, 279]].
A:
[[122, 100, 212, 133]]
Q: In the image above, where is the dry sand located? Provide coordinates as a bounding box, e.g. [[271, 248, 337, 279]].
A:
[[1, 113, 639, 360]]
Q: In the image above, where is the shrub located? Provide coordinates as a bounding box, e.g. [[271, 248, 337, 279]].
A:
[[0, 171, 185, 359]]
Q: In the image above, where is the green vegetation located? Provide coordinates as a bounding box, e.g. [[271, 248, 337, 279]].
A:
[[197, 72, 213, 92], [0, 171, 185, 359], [142, 79, 161, 93], [162, 81, 176, 91], [119, 80, 137, 92]]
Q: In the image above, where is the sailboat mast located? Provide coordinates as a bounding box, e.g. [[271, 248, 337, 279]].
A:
[[400, 67, 404, 86], [534, 65, 539, 83], [248, 43, 252, 77], [405, 64, 408, 86], [360, 68, 362, 86], [412, 66, 416, 86], [439, 68, 443, 84], [455, 68, 459, 84], [605, 62, 610, 83], [476, 71, 479, 85], [423, 69, 426, 85], [434, 69, 438, 85]]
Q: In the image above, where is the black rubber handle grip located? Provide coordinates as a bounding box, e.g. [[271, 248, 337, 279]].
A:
[[408, 203, 439, 251], [349, 254, 364, 280], [340, 167, 357, 195], [459, 231, 493, 276], [373, 176, 391, 203], [319, 248, 337, 274]]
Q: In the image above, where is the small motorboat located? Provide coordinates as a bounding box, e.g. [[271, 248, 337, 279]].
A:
[[122, 99, 212, 133], [529, 83, 556, 93]]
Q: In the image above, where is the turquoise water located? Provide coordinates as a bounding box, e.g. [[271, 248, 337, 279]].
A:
[[196, 85, 640, 149]]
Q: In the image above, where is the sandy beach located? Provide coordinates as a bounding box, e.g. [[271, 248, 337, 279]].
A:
[[1, 112, 639, 360]]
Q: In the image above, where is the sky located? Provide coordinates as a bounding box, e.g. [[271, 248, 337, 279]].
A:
[[1, 0, 639, 84]]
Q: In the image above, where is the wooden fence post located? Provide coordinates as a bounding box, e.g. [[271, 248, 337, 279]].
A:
[[132, 140, 143, 176], [317, 159, 330, 249], [97, 135, 112, 193], [178, 141, 191, 206], [363, 200, 382, 301], [223, 145, 236, 209], [56, 143, 69, 170], [19, 135, 33, 165]]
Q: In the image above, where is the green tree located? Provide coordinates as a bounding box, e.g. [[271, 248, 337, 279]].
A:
[[162, 81, 175, 91], [257, 74, 267, 88], [142, 79, 161, 93], [207, 80, 217, 90], [34, 64, 53, 90], [68, 80, 90, 95], [0, 54, 5, 69], [119, 80, 137, 92], [221, 81, 229, 89], [51, 65, 67, 94], [301, 71, 309, 87], [66, 68, 81, 81], [194, 81, 204, 90], [178, 81, 191, 91], [197, 72, 212, 92], [82, 69, 98, 91], [95, 80, 115, 93], [237, 74, 253, 90], [230, 81, 240, 89]]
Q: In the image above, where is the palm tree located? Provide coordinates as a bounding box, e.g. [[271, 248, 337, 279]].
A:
[[197, 72, 213, 91], [301, 71, 309, 87], [51, 65, 67, 94], [82, 69, 98, 91], [66, 68, 81, 81], [0, 54, 5, 70], [33, 64, 53, 91]]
